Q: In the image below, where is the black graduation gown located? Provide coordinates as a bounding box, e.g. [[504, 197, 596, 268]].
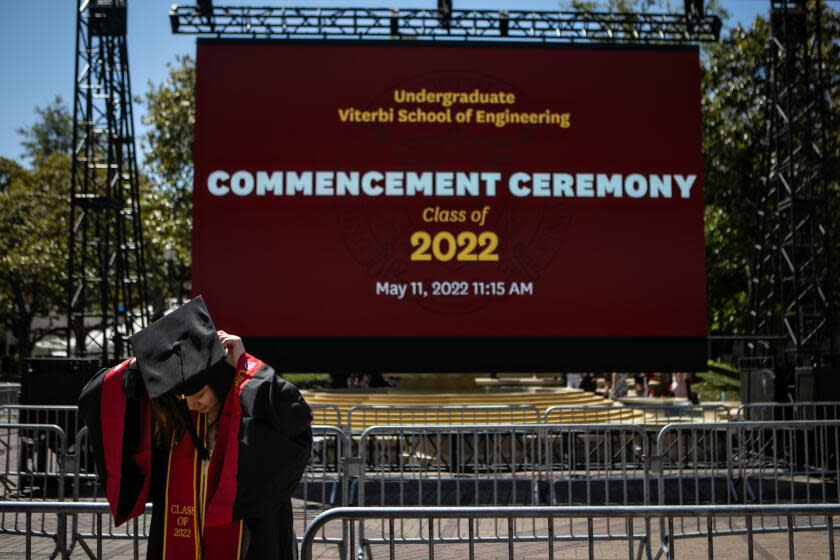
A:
[[78, 354, 313, 560]]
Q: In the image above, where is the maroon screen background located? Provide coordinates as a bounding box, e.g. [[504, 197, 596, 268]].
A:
[[192, 41, 707, 339]]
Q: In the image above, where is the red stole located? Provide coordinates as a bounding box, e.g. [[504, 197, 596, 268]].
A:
[[100, 359, 152, 525], [162, 359, 258, 560]]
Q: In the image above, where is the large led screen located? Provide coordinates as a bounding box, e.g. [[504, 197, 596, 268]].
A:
[[192, 40, 707, 371]]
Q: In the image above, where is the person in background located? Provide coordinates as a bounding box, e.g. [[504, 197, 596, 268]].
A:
[[633, 373, 647, 397], [670, 372, 690, 399], [579, 373, 597, 392], [610, 372, 629, 400], [687, 372, 700, 404]]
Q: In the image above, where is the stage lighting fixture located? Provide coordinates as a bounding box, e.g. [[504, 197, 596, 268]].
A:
[[198, 0, 213, 18], [390, 9, 399, 36], [499, 11, 509, 37], [170, 7, 180, 33], [684, 0, 704, 19], [90, 0, 127, 37], [684, 0, 704, 35], [438, 0, 452, 28]]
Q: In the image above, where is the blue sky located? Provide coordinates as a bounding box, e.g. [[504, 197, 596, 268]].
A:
[[0, 0, 768, 163]]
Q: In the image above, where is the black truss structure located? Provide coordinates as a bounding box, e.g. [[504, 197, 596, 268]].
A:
[[749, 0, 834, 371], [169, 5, 721, 43], [67, 0, 149, 362]]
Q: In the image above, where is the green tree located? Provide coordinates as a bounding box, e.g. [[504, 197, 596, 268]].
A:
[[701, 18, 771, 335], [0, 153, 69, 374], [0, 157, 29, 192], [140, 55, 196, 315], [141, 55, 195, 263], [0, 99, 71, 375], [701, 5, 840, 337], [16, 96, 72, 165], [560, 0, 729, 20]]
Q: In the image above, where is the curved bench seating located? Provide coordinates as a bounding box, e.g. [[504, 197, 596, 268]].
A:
[[301, 387, 658, 430]]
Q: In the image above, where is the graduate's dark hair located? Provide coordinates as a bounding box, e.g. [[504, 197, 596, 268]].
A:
[[207, 363, 235, 405], [149, 365, 234, 447], [151, 393, 183, 445]]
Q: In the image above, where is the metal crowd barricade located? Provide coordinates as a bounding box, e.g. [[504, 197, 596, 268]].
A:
[[352, 423, 649, 553], [543, 424, 649, 505], [543, 423, 650, 544], [297, 425, 351, 555], [0, 405, 80, 429], [737, 401, 840, 421], [0, 406, 145, 547], [8, 402, 840, 557], [357, 424, 544, 507], [0, 405, 81, 463], [0, 501, 839, 560], [632, 404, 732, 424], [299, 504, 840, 560], [346, 405, 541, 433], [354, 423, 543, 557], [655, 420, 840, 543], [310, 404, 342, 428], [70, 427, 151, 548], [68, 425, 353, 553], [0, 423, 67, 553], [0, 424, 67, 502], [0, 501, 149, 560]]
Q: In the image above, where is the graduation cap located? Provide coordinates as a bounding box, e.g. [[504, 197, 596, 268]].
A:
[[130, 295, 229, 460], [129, 295, 227, 400]]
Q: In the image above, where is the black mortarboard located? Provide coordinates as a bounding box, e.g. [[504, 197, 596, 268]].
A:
[[129, 295, 227, 400]]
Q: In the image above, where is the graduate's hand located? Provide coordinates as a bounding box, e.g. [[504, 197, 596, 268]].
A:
[[121, 357, 145, 400], [218, 330, 245, 368]]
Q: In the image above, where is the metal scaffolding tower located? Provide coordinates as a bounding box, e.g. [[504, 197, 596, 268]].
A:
[[67, 0, 149, 362], [749, 0, 834, 374]]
